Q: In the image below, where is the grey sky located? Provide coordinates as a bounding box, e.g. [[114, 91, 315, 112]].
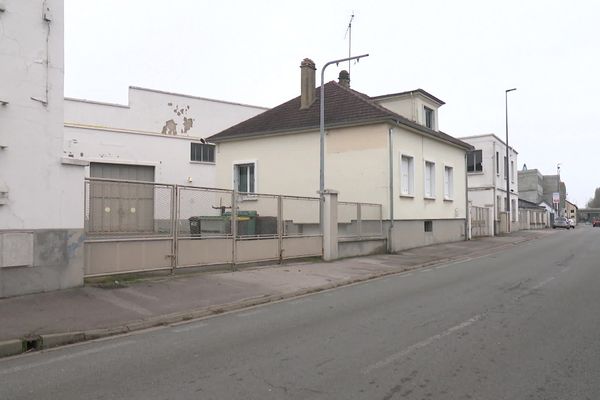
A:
[[64, 0, 599, 207]]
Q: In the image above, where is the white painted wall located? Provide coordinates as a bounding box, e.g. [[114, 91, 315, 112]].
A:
[[214, 122, 468, 221], [63, 88, 267, 186], [0, 0, 83, 229], [65, 87, 267, 138], [375, 92, 441, 130], [460, 134, 519, 222]]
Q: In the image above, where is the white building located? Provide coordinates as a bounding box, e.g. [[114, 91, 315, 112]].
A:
[[210, 60, 473, 251], [64, 87, 267, 186], [0, 0, 85, 297], [460, 134, 519, 234]]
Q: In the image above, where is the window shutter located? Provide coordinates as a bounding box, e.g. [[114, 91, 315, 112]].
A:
[[401, 157, 409, 194]]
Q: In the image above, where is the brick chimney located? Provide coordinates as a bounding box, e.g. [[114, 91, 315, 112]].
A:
[[300, 58, 316, 110], [338, 70, 350, 88]]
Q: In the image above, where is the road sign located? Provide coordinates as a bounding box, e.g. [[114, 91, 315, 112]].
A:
[[553, 192, 560, 204]]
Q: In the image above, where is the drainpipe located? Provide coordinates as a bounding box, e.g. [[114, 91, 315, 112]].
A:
[[464, 152, 469, 241], [388, 127, 394, 252]]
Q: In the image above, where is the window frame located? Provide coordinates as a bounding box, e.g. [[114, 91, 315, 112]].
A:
[[496, 151, 500, 176], [444, 165, 454, 201], [424, 106, 435, 129], [233, 160, 258, 195], [400, 154, 415, 197], [424, 160, 436, 199], [190, 142, 216, 163], [467, 149, 483, 173]]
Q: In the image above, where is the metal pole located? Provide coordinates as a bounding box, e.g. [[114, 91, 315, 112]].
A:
[[557, 163, 561, 216], [505, 88, 516, 232], [319, 54, 369, 232]]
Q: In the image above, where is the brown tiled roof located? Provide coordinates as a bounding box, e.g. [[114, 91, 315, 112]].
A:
[[208, 81, 471, 150]]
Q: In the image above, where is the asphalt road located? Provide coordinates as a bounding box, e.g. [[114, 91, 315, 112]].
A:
[[2, 226, 600, 399]]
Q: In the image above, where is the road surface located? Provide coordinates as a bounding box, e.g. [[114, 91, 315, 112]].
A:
[[2, 227, 599, 399]]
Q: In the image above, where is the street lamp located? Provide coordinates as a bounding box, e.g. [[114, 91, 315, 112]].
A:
[[319, 54, 369, 197], [319, 54, 369, 231], [505, 88, 517, 232], [557, 163, 561, 215]]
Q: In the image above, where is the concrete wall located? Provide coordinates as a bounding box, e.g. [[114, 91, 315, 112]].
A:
[[65, 87, 267, 139], [0, 0, 85, 297], [389, 219, 465, 252], [517, 169, 544, 203]]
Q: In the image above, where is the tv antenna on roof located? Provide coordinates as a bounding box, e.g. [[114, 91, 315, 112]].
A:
[[344, 12, 355, 76]]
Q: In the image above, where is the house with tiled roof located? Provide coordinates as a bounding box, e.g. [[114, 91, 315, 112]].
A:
[[209, 58, 472, 251]]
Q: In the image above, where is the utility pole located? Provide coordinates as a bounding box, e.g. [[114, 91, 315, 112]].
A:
[[344, 13, 355, 76], [505, 88, 517, 232]]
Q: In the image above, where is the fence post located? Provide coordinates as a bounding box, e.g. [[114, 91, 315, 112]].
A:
[[170, 185, 179, 274], [323, 190, 339, 261], [231, 188, 238, 271], [277, 195, 283, 264], [357, 203, 362, 239]]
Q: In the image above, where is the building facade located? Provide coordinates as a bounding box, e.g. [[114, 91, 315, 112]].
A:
[[459, 134, 519, 234], [0, 0, 85, 297], [518, 168, 566, 219], [210, 59, 472, 252], [64, 87, 267, 186]]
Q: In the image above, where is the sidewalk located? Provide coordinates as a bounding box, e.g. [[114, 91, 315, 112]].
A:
[[0, 230, 554, 357]]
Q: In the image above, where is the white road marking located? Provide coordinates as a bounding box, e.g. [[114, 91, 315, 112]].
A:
[[435, 265, 450, 270], [172, 322, 208, 333], [0, 340, 135, 376], [362, 314, 483, 374], [421, 268, 433, 272]]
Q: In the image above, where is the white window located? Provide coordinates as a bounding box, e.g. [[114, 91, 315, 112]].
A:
[[467, 150, 482, 172], [496, 151, 500, 176], [444, 166, 453, 200], [424, 161, 435, 198], [424, 106, 435, 129], [234, 163, 256, 193], [191, 143, 215, 163], [400, 155, 414, 196], [510, 160, 515, 183]]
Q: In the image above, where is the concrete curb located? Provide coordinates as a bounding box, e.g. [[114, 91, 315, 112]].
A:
[[1, 232, 546, 359], [0, 340, 23, 358]]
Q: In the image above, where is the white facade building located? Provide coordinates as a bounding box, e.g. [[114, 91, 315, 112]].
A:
[[0, 0, 85, 297], [460, 134, 519, 234], [64, 87, 267, 186], [210, 61, 473, 252]]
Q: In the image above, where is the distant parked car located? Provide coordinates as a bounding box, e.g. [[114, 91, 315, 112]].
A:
[[567, 218, 575, 229], [552, 217, 570, 229], [593, 218, 600, 228]]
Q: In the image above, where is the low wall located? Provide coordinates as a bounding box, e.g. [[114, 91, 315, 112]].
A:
[[0, 229, 85, 298], [389, 219, 466, 253], [338, 237, 387, 259]]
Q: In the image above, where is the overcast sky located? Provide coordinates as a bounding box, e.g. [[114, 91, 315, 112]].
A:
[[64, 0, 599, 207]]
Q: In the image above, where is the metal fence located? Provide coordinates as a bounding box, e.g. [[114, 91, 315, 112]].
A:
[[84, 178, 323, 276], [337, 201, 383, 239], [470, 205, 490, 237]]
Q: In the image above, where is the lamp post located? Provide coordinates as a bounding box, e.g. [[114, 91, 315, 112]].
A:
[[319, 54, 368, 232], [557, 163, 561, 216], [505, 88, 517, 232]]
